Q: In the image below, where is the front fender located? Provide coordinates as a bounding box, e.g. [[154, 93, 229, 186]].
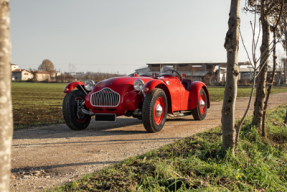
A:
[[189, 81, 210, 110], [125, 90, 143, 111], [143, 79, 166, 95], [63, 81, 86, 93]]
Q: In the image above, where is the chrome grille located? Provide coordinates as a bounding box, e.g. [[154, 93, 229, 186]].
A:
[[90, 88, 120, 107]]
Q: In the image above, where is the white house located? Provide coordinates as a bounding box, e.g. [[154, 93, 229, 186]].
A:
[[12, 69, 34, 81], [11, 63, 19, 71]]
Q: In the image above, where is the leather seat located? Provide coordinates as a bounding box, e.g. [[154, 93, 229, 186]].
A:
[[182, 79, 192, 90]]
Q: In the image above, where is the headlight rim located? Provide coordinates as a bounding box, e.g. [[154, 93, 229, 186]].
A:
[[84, 79, 96, 91], [133, 79, 145, 91]]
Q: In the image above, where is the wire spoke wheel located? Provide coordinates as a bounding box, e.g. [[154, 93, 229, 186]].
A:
[[74, 97, 87, 123], [62, 90, 91, 130]]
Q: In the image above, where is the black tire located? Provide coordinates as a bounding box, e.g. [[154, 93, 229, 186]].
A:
[[142, 88, 168, 133], [62, 90, 91, 130], [192, 88, 207, 120]]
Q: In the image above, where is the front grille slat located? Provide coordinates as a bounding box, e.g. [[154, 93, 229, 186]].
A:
[[90, 88, 120, 107]]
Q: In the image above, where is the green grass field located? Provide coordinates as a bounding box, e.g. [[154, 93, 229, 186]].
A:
[[12, 82, 66, 129], [11, 82, 287, 129], [48, 104, 287, 191], [208, 86, 287, 102]]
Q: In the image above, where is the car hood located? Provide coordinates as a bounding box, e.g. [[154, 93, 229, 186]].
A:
[[91, 76, 154, 93]]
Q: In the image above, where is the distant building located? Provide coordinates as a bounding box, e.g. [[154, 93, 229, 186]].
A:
[[12, 69, 33, 81], [50, 71, 61, 81], [267, 69, 284, 85], [238, 67, 255, 83], [147, 61, 250, 83], [238, 67, 284, 85], [11, 63, 19, 71], [34, 71, 50, 81]]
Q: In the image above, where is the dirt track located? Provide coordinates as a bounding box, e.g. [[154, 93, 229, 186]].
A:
[[10, 92, 287, 192]]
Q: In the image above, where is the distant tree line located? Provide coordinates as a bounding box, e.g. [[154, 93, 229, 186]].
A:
[[26, 59, 123, 83], [55, 72, 123, 83]]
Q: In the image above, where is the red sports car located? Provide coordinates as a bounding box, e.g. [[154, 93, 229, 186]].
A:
[[62, 66, 210, 133]]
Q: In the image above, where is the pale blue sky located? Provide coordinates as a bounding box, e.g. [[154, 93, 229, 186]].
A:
[[10, 1, 271, 74]]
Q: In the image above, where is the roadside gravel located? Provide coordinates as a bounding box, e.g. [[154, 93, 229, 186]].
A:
[[10, 92, 287, 192]]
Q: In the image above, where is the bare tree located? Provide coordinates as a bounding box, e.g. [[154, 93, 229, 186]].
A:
[[237, 0, 280, 145], [245, 0, 287, 130], [224, 0, 285, 149], [221, 0, 240, 153], [0, 1, 13, 191], [236, 8, 260, 149], [38, 59, 55, 73], [252, 0, 271, 127], [262, 0, 284, 138], [28, 68, 38, 82]]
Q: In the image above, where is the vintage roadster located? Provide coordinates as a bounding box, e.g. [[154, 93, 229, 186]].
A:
[[62, 66, 210, 133]]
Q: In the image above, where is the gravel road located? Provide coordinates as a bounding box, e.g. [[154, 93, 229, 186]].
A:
[[10, 92, 287, 192]]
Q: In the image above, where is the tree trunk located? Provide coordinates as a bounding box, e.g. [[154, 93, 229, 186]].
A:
[[284, 17, 287, 84], [0, 1, 12, 192], [252, 0, 270, 127], [221, 0, 240, 153], [262, 0, 284, 138], [262, 31, 276, 138], [284, 108, 287, 123]]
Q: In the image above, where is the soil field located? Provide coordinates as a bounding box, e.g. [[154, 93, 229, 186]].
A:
[[11, 82, 287, 129]]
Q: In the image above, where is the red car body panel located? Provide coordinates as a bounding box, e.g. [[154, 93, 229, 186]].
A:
[[64, 81, 85, 93], [143, 76, 184, 112], [65, 75, 210, 116], [188, 81, 210, 110]]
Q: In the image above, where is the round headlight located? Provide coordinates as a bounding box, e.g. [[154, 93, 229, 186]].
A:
[[133, 79, 145, 91], [84, 80, 95, 91]]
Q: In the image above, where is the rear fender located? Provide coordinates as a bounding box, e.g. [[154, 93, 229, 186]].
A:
[[143, 80, 172, 113], [189, 81, 210, 110], [63, 81, 87, 94]]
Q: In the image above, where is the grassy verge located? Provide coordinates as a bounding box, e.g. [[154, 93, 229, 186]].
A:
[[49, 104, 287, 191], [12, 82, 287, 129]]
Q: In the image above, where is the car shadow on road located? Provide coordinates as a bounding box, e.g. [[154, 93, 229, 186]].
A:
[[11, 161, 120, 174], [13, 118, 147, 140], [12, 136, 183, 149], [12, 137, 184, 153], [166, 118, 194, 121]]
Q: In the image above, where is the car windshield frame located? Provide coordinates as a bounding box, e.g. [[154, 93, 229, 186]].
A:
[[138, 66, 179, 78]]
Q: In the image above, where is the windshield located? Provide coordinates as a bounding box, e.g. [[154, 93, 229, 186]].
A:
[[160, 66, 174, 75], [137, 65, 176, 77], [137, 67, 152, 77]]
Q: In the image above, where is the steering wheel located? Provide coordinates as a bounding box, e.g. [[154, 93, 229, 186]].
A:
[[173, 70, 182, 82]]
